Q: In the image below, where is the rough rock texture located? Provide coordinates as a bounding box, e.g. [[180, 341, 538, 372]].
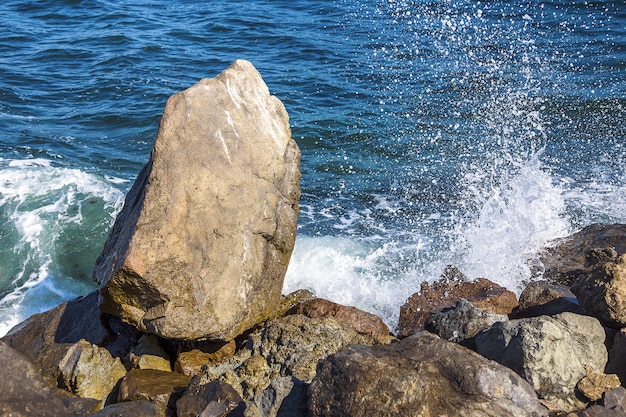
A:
[[0, 341, 74, 417], [571, 252, 626, 328], [287, 297, 391, 338], [190, 313, 390, 413], [511, 281, 583, 319], [176, 380, 243, 417], [174, 340, 237, 377], [397, 272, 518, 338], [58, 339, 127, 405], [309, 332, 547, 417], [424, 298, 508, 347], [93, 59, 301, 341], [475, 312, 608, 413], [117, 369, 191, 412], [244, 376, 308, 417], [577, 368, 621, 402], [539, 223, 626, 286], [0, 291, 136, 383]]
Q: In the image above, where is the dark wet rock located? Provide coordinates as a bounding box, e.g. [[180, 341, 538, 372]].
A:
[[0, 291, 136, 384], [475, 312, 607, 413], [308, 332, 547, 417], [571, 252, 626, 328], [511, 281, 583, 319], [176, 380, 244, 417], [86, 400, 165, 417], [606, 328, 626, 385], [397, 272, 517, 338], [0, 341, 73, 417]]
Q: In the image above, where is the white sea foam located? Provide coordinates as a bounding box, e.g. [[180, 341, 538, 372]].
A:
[[0, 159, 124, 337]]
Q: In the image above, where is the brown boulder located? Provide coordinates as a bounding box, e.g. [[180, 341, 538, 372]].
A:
[[0, 341, 74, 417], [539, 223, 626, 286], [571, 252, 626, 328], [308, 332, 547, 417], [397, 270, 517, 338], [511, 281, 583, 318], [287, 297, 391, 338], [176, 380, 243, 417], [93, 59, 301, 341], [117, 368, 191, 411]]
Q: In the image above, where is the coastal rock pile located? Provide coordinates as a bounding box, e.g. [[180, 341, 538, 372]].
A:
[[2, 62, 626, 416]]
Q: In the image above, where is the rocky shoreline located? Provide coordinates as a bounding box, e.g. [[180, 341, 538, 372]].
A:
[[1, 61, 626, 417]]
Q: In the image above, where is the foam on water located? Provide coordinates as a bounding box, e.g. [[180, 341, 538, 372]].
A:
[[0, 159, 124, 336]]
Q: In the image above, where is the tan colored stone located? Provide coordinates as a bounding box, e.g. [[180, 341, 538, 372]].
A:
[[117, 369, 190, 409], [93, 60, 301, 341], [175, 340, 236, 376], [577, 367, 621, 402], [58, 339, 127, 406]]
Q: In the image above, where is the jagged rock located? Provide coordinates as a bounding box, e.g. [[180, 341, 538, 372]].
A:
[[244, 376, 308, 417], [475, 312, 607, 413], [577, 367, 621, 402], [86, 400, 165, 417], [1, 291, 136, 383], [117, 369, 191, 412], [308, 332, 548, 417], [571, 252, 626, 328], [397, 272, 518, 338], [191, 313, 390, 411], [128, 334, 171, 372], [511, 281, 583, 319], [607, 328, 626, 385], [287, 297, 391, 338], [539, 223, 626, 286], [93, 59, 301, 342], [58, 339, 127, 406], [176, 380, 243, 417], [0, 341, 74, 417], [604, 387, 626, 412], [424, 298, 508, 348], [174, 340, 237, 377]]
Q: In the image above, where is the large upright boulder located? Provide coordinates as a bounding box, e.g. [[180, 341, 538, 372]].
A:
[[93, 60, 301, 341]]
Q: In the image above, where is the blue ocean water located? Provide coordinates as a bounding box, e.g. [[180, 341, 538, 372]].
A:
[[1, 0, 625, 335]]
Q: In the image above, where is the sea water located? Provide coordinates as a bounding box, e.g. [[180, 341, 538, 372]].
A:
[[1, 0, 624, 335]]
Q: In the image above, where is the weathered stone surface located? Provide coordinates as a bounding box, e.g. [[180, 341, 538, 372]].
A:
[[1, 291, 136, 383], [577, 367, 621, 402], [475, 312, 607, 413], [571, 252, 626, 328], [287, 297, 391, 338], [93, 59, 301, 341], [117, 369, 190, 412], [397, 272, 518, 338], [192, 313, 389, 412], [174, 340, 237, 377], [607, 328, 626, 385], [425, 298, 508, 347], [244, 376, 307, 417], [511, 281, 583, 318], [86, 400, 165, 417], [176, 380, 243, 417], [128, 334, 171, 372], [604, 386, 626, 412], [58, 339, 127, 405], [309, 332, 547, 417], [0, 341, 73, 417], [539, 223, 626, 286]]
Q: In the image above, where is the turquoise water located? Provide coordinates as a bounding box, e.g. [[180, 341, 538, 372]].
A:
[[1, 0, 625, 334]]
